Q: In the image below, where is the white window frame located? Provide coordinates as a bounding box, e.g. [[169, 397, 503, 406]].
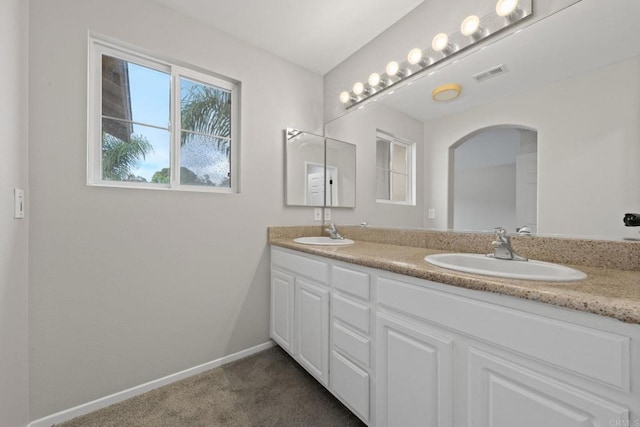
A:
[[87, 36, 240, 193], [376, 130, 416, 205]]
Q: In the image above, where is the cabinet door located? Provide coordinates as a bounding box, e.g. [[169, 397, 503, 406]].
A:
[[376, 312, 454, 427], [270, 269, 294, 354], [467, 347, 629, 427], [296, 278, 330, 386]]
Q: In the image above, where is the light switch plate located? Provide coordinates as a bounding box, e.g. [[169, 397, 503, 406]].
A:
[[428, 208, 436, 219], [324, 208, 331, 221], [14, 188, 25, 219], [314, 208, 322, 221]]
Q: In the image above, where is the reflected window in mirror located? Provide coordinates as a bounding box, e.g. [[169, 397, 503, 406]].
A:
[[450, 126, 537, 233], [376, 131, 415, 205]]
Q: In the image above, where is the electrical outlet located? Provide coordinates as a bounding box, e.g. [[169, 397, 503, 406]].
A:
[[314, 208, 322, 221], [428, 208, 436, 219], [324, 208, 331, 221]]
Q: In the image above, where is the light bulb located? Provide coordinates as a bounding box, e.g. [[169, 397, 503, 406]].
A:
[[461, 15, 480, 36], [352, 82, 364, 95], [368, 72, 381, 87], [407, 48, 423, 65], [496, 0, 519, 17], [339, 91, 351, 104], [386, 61, 400, 76], [432, 33, 449, 52]]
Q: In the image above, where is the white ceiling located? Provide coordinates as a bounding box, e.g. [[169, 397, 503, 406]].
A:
[[152, 0, 424, 75]]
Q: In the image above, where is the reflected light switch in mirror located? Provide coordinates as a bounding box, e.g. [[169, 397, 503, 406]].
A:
[[324, 208, 331, 221]]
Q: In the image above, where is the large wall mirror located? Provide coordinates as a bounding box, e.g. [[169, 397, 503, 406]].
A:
[[324, 0, 640, 240], [285, 128, 356, 208]]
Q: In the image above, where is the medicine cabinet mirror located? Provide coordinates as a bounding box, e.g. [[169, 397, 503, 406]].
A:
[[285, 128, 356, 208]]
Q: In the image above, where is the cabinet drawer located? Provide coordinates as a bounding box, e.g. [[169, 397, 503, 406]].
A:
[[332, 294, 370, 335], [332, 321, 370, 368], [330, 350, 369, 423], [271, 248, 328, 284], [378, 276, 631, 391], [333, 265, 370, 301]]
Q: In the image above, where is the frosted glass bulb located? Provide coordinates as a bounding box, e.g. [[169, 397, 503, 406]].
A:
[[432, 33, 449, 52], [368, 72, 381, 87], [461, 15, 480, 36], [352, 82, 364, 95], [407, 48, 423, 65], [386, 61, 400, 76], [339, 91, 351, 104], [496, 0, 519, 17]]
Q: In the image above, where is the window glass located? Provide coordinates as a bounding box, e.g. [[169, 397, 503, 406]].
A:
[[376, 131, 414, 204], [101, 119, 170, 183], [180, 78, 232, 187]]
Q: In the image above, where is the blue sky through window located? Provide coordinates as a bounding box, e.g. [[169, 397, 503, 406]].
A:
[[127, 62, 170, 181]]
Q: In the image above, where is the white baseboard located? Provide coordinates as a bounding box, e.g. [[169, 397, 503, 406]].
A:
[[29, 341, 275, 427]]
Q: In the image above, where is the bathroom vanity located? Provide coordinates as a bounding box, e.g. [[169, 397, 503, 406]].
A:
[[269, 228, 640, 427]]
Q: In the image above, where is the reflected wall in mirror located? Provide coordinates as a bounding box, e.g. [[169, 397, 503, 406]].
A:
[[285, 129, 324, 206], [450, 126, 537, 233], [326, 137, 356, 208], [324, 0, 640, 240], [285, 128, 356, 208]]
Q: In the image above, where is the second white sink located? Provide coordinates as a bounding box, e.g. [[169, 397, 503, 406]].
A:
[[425, 253, 586, 282], [293, 236, 354, 246]]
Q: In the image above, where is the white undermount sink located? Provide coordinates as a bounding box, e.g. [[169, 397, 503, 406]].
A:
[[424, 253, 586, 282], [293, 236, 354, 246]]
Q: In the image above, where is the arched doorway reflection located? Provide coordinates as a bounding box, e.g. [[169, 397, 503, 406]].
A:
[[448, 126, 538, 233]]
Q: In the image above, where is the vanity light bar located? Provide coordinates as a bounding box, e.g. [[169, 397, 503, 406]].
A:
[[339, 0, 533, 109]]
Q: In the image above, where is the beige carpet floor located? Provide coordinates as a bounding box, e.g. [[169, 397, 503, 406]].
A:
[[57, 346, 366, 427]]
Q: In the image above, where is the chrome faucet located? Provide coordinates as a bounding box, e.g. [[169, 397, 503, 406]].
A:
[[325, 222, 344, 240], [487, 227, 527, 261]]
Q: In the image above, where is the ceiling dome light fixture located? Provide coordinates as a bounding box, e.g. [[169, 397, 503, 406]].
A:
[[432, 83, 462, 102]]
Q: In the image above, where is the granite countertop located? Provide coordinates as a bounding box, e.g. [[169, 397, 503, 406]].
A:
[[270, 238, 640, 324]]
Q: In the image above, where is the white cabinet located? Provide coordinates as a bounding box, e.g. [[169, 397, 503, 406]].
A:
[[270, 269, 294, 354], [270, 248, 329, 386], [376, 312, 453, 427], [377, 273, 638, 427], [329, 263, 372, 424], [467, 347, 628, 427], [270, 246, 640, 427], [295, 278, 329, 385]]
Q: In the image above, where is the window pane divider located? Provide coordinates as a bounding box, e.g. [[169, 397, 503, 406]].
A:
[[180, 128, 231, 141], [101, 115, 170, 132]]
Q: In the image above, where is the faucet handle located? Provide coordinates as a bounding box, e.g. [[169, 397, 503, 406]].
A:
[[493, 227, 507, 237]]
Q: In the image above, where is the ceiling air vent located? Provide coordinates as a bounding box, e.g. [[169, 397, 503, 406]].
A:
[[473, 64, 508, 82]]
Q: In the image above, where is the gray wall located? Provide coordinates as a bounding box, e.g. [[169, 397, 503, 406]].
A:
[[29, 0, 323, 419], [0, 0, 30, 426]]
